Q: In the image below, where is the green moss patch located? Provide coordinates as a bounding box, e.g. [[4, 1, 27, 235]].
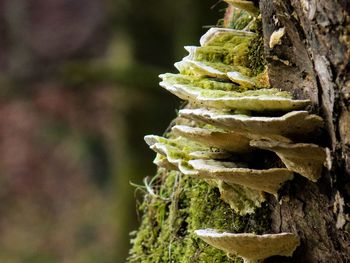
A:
[[192, 41, 251, 69], [128, 170, 270, 262], [247, 20, 266, 76], [205, 34, 254, 50]]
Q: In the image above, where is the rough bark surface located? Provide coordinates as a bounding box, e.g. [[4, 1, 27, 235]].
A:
[[260, 1, 350, 262]]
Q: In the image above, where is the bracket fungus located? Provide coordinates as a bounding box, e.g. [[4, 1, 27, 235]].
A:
[[199, 27, 255, 47], [153, 154, 178, 171], [145, 23, 325, 216], [195, 229, 300, 263], [189, 159, 293, 195], [172, 124, 295, 152], [144, 135, 266, 214], [179, 109, 323, 139], [250, 139, 327, 182], [160, 81, 310, 111], [145, 136, 200, 176], [227, 71, 256, 88], [144, 135, 230, 176], [181, 57, 252, 79], [171, 125, 252, 153], [183, 45, 250, 71]]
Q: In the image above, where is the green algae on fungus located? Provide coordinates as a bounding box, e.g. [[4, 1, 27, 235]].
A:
[[200, 27, 255, 48], [160, 80, 310, 111], [128, 170, 271, 262], [160, 75, 285, 96], [153, 154, 178, 171], [146, 134, 293, 195], [185, 45, 249, 67], [160, 73, 242, 92], [190, 88, 294, 104], [145, 135, 226, 160], [144, 135, 229, 176], [181, 58, 253, 79], [144, 135, 268, 214], [184, 41, 251, 68]]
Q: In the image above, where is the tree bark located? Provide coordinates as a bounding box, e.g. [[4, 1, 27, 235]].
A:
[[260, 0, 350, 262]]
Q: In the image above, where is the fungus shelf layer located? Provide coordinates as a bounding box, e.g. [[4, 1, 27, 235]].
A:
[[195, 229, 300, 263]]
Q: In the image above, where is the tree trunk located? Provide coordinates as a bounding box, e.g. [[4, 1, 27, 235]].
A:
[[260, 1, 350, 261], [129, 1, 350, 262]]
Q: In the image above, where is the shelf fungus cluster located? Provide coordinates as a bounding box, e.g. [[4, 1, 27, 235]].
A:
[[144, 2, 326, 261]]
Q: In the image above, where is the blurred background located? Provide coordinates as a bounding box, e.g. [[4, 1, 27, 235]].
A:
[[0, 0, 224, 262]]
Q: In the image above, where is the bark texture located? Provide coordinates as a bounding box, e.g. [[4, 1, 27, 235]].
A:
[[260, 0, 350, 262]]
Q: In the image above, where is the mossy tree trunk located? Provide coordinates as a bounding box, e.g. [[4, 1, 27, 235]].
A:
[[129, 1, 350, 262]]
